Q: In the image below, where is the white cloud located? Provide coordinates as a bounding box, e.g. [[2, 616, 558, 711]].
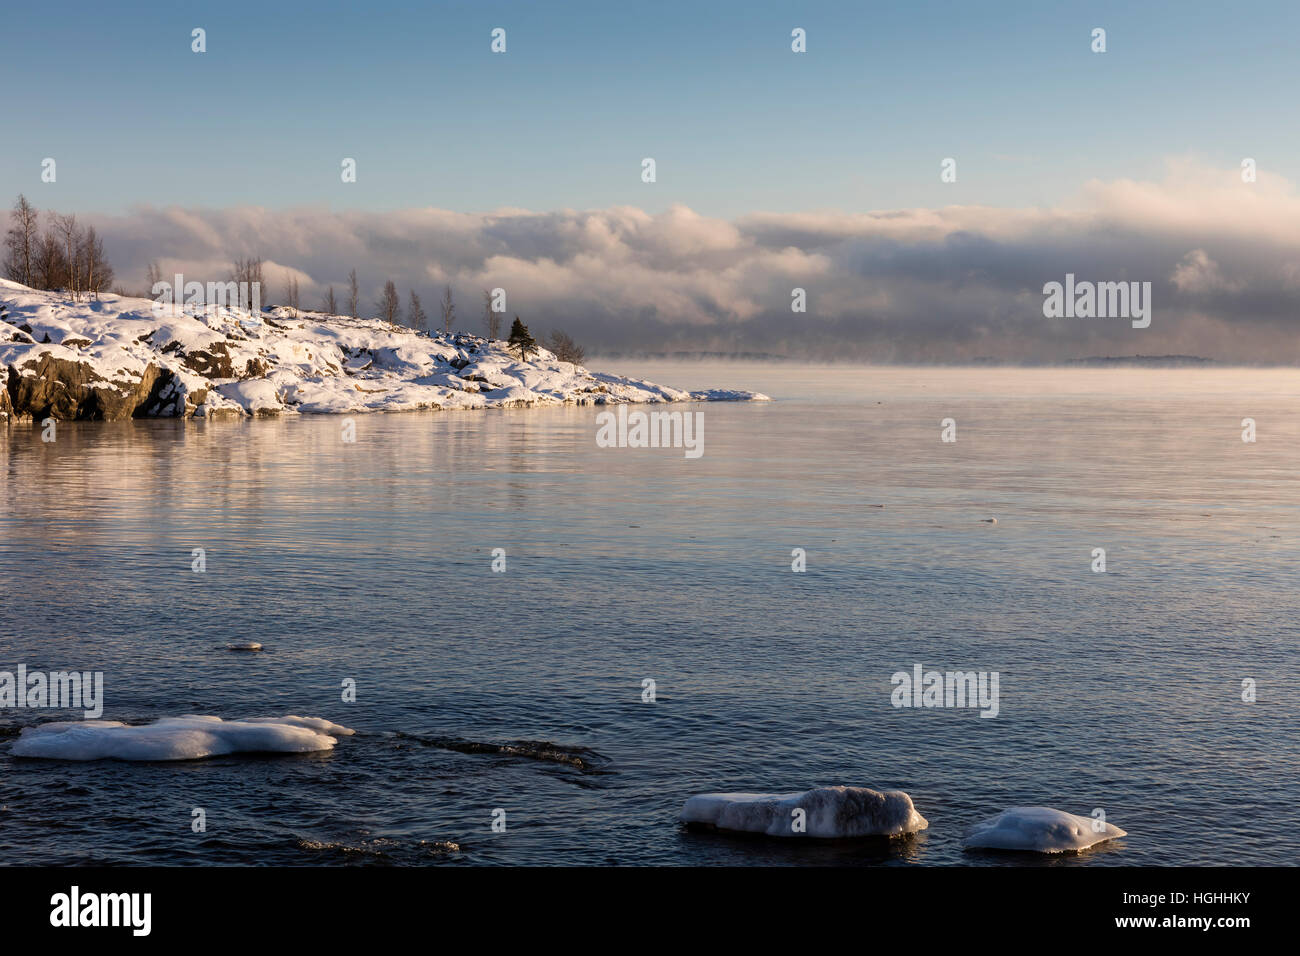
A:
[[6, 160, 1298, 361], [1170, 249, 1239, 294]]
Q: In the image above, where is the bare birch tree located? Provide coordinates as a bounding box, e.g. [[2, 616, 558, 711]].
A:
[[546, 328, 585, 365], [284, 274, 300, 314], [440, 284, 455, 333], [2, 195, 39, 287], [78, 225, 112, 299], [408, 290, 428, 331], [55, 213, 78, 298], [482, 288, 502, 340], [377, 280, 400, 324]]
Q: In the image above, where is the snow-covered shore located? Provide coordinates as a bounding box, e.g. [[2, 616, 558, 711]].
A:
[[0, 280, 768, 421]]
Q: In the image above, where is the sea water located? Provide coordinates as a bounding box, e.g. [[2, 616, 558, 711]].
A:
[[1, 364, 1296, 866]]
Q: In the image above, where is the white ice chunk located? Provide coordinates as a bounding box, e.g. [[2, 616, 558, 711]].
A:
[[963, 806, 1127, 853], [10, 715, 354, 761], [680, 785, 928, 838], [688, 388, 772, 401]]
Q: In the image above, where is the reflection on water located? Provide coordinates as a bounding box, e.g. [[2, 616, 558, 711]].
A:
[[1, 365, 1298, 865]]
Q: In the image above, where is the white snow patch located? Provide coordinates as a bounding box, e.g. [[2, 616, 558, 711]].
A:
[[963, 806, 1127, 853], [216, 379, 288, 415], [10, 715, 354, 761], [0, 282, 768, 419], [680, 785, 928, 838]]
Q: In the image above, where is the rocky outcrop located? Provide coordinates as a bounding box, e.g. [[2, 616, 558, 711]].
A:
[[6, 354, 162, 422], [164, 339, 270, 380]]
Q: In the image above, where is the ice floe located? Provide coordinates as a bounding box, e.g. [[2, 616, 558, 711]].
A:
[[10, 715, 354, 761], [963, 806, 1127, 853], [680, 785, 929, 838]]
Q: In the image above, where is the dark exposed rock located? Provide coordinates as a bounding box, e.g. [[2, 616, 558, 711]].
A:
[[137, 368, 186, 418], [6, 355, 161, 421], [242, 357, 270, 379], [166, 340, 268, 380], [178, 341, 236, 378], [396, 733, 611, 772]]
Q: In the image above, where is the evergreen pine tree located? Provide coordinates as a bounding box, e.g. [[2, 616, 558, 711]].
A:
[[507, 316, 538, 361]]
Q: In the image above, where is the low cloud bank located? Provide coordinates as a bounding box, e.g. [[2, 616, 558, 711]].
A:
[[9, 159, 1297, 362]]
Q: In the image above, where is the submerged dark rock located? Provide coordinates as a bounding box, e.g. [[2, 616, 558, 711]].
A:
[[398, 733, 610, 772]]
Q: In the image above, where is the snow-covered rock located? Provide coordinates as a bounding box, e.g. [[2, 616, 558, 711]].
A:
[[963, 806, 1127, 853], [680, 786, 929, 838], [10, 715, 354, 761], [0, 280, 768, 420]]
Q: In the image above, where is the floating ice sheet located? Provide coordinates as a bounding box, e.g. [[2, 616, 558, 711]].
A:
[[964, 806, 1127, 853], [680, 785, 928, 838], [10, 715, 354, 761]]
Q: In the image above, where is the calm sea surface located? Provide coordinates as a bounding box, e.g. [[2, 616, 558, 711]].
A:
[[1, 364, 1297, 866]]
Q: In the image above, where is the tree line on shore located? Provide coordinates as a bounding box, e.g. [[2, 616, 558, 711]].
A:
[[331, 275, 581, 364], [225, 256, 582, 364], [2, 194, 113, 300], [2, 191, 587, 365]]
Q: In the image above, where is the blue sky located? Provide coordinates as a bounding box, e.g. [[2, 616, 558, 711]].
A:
[[7, 0, 1298, 216], [6, 0, 1297, 362]]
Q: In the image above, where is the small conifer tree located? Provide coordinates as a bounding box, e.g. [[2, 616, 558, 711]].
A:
[[507, 316, 538, 361]]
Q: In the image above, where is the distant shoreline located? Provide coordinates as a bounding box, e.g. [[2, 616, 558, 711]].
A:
[[594, 352, 1247, 368]]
